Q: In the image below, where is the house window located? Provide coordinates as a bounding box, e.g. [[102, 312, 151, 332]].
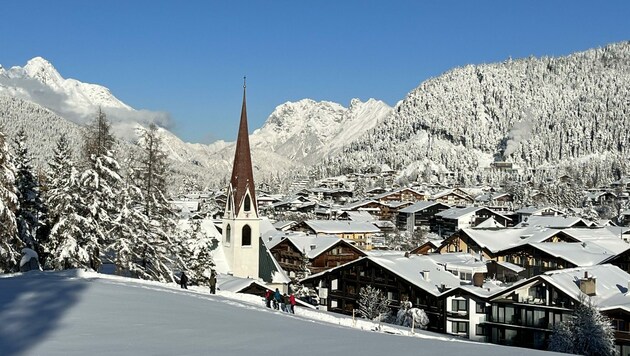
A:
[[331, 279, 338, 291], [476, 325, 485, 336], [226, 224, 231, 245], [242, 225, 251, 246], [451, 321, 468, 334], [244, 195, 251, 212], [476, 302, 485, 314], [452, 299, 467, 312]]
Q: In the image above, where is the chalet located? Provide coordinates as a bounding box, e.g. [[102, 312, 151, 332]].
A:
[[365, 187, 387, 196], [299, 220, 381, 251], [271, 196, 315, 212], [515, 206, 564, 223], [266, 233, 366, 276], [301, 254, 464, 333], [433, 207, 512, 237], [372, 187, 428, 203], [341, 199, 413, 221], [256, 194, 281, 207], [409, 239, 443, 255], [474, 192, 514, 211], [169, 200, 200, 215], [432, 189, 474, 206], [584, 191, 617, 206], [272, 220, 298, 231], [396, 201, 451, 233], [482, 265, 630, 353]]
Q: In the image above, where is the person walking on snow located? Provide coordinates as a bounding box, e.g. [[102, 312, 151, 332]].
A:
[[289, 293, 296, 314], [264, 289, 272, 308], [273, 288, 281, 310], [209, 270, 217, 294], [180, 272, 189, 289]]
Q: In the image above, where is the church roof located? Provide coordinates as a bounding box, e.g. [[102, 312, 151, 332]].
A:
[[229, 82, 257, 214]]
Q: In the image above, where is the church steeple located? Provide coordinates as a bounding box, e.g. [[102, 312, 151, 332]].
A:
[[228, 77, 257, 217]]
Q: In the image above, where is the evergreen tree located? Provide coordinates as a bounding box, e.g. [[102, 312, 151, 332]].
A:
[[44, 135, 96, 270], [0, 130, 21, 273], [548, 295, 617, 356], [82, 107, 115, 167], [131, 123, 178, 282], [179, 218, 216, 286], [12, 128, 45, 254], [358, 285, 390, 321]]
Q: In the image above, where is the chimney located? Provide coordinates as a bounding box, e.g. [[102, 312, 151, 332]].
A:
[[423, 270, 430, 282], [579, 271, 597, 296], [473, 272, 484, 287]]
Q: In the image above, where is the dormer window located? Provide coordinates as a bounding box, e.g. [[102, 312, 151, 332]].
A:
[[244, 195, 251, 212]]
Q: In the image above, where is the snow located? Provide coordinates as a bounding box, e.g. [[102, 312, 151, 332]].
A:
[[19, 248, 38, 268], [0, 270, 559, 355]]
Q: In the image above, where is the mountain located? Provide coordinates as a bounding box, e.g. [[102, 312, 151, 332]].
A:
[[325, 42, 630, 186]]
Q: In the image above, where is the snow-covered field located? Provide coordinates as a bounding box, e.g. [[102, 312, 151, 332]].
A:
[[0, 270, 559, 355]]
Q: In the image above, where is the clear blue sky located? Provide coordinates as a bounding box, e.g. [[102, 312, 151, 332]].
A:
[[1, 1, 628, 143]]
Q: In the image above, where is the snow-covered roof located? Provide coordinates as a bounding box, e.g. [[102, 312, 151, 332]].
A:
[[341, 199, 378, 210], [541, 265, 630, 310], [398, 201, 448, 214], [304, 220, 380, 234], [217, 274, 270, 293], [495, 261, 525, 273], [516, 215, 592, 228], [527, 242, 615, 266], [265, 232, 361, 259], [272, 220, 297, 230], [344, 211, 375, 221], [432, 189, 471, 200], [436, 206, 511, 221], [475, 217, 505, 228], [515, 206, 564, 215]]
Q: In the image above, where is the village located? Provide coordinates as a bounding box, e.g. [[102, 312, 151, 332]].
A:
[[167, 88, 630, 355]]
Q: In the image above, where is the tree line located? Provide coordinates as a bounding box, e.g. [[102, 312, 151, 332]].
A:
[[0, 109, 215, 285]]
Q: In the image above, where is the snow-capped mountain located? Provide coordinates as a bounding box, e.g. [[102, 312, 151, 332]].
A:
[[250, 98, 392, 164], [0, 57, 170, 139]]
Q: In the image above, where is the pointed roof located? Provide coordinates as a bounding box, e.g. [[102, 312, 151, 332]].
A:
[[229, 80, 257, 214]]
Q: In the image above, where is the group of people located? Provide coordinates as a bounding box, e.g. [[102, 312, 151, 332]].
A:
[[179, 270, 217, 294], [265, 288, 296, 314]]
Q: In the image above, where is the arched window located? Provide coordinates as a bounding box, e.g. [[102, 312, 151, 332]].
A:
[[226, 224, 232, 245], [244, 195, 251, 212], [227, 197, 232, 212], [242, 225, 251, 246]]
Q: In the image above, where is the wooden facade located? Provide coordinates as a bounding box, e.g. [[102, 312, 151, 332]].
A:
[[270, 239, 366, 276]]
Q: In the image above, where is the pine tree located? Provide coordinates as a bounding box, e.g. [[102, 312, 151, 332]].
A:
[[179, 218, 216, 286], [358, 285, 390, 321], [130, 123, 178, 282], [0, 129, 21, 273], [12, 129, 45, 254], [82, 107, 115, 167], [44, 135, 96, 270]]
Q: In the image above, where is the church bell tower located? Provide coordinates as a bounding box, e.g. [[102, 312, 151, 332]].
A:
[[222, 78, 261, 279]]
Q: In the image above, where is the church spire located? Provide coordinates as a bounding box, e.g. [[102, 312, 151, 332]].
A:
[[228, 78, 257, 216]]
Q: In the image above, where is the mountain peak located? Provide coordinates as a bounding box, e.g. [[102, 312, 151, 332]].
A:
[[23, 56, 64, 87]]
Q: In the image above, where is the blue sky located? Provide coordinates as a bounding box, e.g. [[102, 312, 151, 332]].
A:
[[1, 1, 628, 143]]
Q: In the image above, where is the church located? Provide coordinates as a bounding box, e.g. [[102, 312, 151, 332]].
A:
[[221, 80, 289, 290]]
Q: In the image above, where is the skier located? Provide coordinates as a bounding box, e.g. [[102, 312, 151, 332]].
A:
[[180, 272, 189, 289], [289, 293, 297, 314]]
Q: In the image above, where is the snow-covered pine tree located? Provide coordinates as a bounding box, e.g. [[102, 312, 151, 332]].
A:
[[82, 107, 115, 167], [179, 218, 216, 286], [44, 134, 94, 270], [12, 128, 46, 254], [131, 123, 178, 282], [0, 129, 21, 273], [548, 295, 617, 356], [80, 110, 122, 253], [358, 285, 391, 321]]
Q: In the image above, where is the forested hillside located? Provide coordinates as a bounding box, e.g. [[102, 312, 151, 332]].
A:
[[324, 42, 630, 186]]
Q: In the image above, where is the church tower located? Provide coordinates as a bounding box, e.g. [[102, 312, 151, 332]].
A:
[[222, 79, 261, 279]]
